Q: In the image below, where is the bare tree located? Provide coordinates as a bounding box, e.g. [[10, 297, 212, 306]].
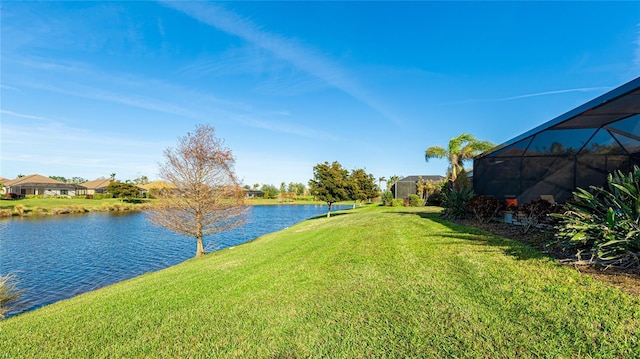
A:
[[148, 124, 248, 258]]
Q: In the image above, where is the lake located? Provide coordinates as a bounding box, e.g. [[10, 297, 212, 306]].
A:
[[0, 204, 348, 318]]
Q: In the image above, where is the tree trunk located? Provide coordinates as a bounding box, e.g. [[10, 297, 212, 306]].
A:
[[196, 235, 206, 258], [195, 211, 205, 257], [327, 202, 332, 218]]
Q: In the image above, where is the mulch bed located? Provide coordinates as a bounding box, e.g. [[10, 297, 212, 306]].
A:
[[451, 219, 640, 296]]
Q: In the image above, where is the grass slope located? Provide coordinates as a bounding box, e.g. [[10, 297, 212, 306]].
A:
[[1, 207, 639, 358]]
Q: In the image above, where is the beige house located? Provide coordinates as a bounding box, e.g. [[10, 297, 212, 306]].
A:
[[81, 178, 112, 195], [3, 174, 87, 198]]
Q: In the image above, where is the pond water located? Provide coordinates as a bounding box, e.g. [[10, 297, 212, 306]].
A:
[[0, 204, 348, 318]]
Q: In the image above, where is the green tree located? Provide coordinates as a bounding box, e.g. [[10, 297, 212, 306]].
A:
[[425, 133, 494, 182], [260, 184, 279, 199], [287, 182, 306, 196], [416, 177, 428, 202], [147, 124, 247, 258], [70, 177, 88, 184], [348, 168, 380, 208], [107, 181, 139, 199], [279, 182, 287, 201], [308, 161, 349, 218], [134, 175, 149, 185], [49, 176, 68, 183]]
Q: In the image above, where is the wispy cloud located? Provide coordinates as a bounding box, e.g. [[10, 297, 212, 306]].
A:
[[495, 87, 612, 101], [160, 1, 402, 124], [0, 109, 50, 121], [21, 79, 201, 119], [445, 86, 612, 106], [0, 123, 164, 179], [238, 116, 338, 142], [10, 59, 337, 141], [0, 84, 20, 91]]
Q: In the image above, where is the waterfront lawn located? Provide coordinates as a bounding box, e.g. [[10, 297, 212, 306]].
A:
[[1, 206, 639, 357], [0, 197, 151, 215]]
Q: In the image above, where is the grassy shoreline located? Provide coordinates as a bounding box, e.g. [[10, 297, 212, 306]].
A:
[[0, 198, 153, 217], [1, 206, 639, 357]]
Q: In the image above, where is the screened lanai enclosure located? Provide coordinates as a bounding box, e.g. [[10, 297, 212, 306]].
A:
[[473, 77, 640, 205]]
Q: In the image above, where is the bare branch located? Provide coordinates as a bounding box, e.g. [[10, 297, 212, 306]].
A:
[[148, 124, 248, 258]]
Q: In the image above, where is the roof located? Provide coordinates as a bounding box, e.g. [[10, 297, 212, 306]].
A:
[[140, 181, 176, 190], [397, 175, 445, 182], [81, 178, 112, 189], [479, 76, 640, 158], [3, 174, 86, 188], [4, 174, 67, 186]]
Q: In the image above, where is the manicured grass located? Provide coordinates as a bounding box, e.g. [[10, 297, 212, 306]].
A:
[[1, 206, 639, 357]]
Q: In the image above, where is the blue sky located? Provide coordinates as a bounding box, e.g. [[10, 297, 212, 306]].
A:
[[1, 1, 639, 187]]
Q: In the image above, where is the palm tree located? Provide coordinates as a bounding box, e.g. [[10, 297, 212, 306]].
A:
[[378, 176, 386, 192], [425, 133, 494, 182], [387, 175, 401, 191]]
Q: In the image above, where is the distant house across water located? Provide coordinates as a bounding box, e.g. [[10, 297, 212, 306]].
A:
[[3, 174, 86, 198], [243, 189, 264, 198], [81, 179, 112, 195]]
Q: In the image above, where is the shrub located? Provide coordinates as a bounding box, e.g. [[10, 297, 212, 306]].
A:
[[381, 191, 394, 206], [50, 207, 71, 215], [553, 166, 640, 270], [426, 192, 445, 206], [466, 195, 504, 223], [0, 274, 20, 319], [408, 194, 424, 207], [441, 188, 475, 219], [519, 199, 560, 233], [13, 204, 27, 215], [25, 194, 42, 199], [31, 207, 48, 216], [391, 198, 405, 207]]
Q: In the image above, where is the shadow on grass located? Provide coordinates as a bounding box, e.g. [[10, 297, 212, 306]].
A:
[[396, 210, 547, 262], [307, 211, 353, 220]]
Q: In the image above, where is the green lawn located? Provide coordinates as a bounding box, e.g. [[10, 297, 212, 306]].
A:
[[1, 206, 638, 358], [0, 197, 152, 216]]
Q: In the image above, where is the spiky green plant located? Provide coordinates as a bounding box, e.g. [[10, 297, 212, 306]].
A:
[[0, 274, 20, 319], [554, 166, 640, 269], [441, 188, 475, 219]]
